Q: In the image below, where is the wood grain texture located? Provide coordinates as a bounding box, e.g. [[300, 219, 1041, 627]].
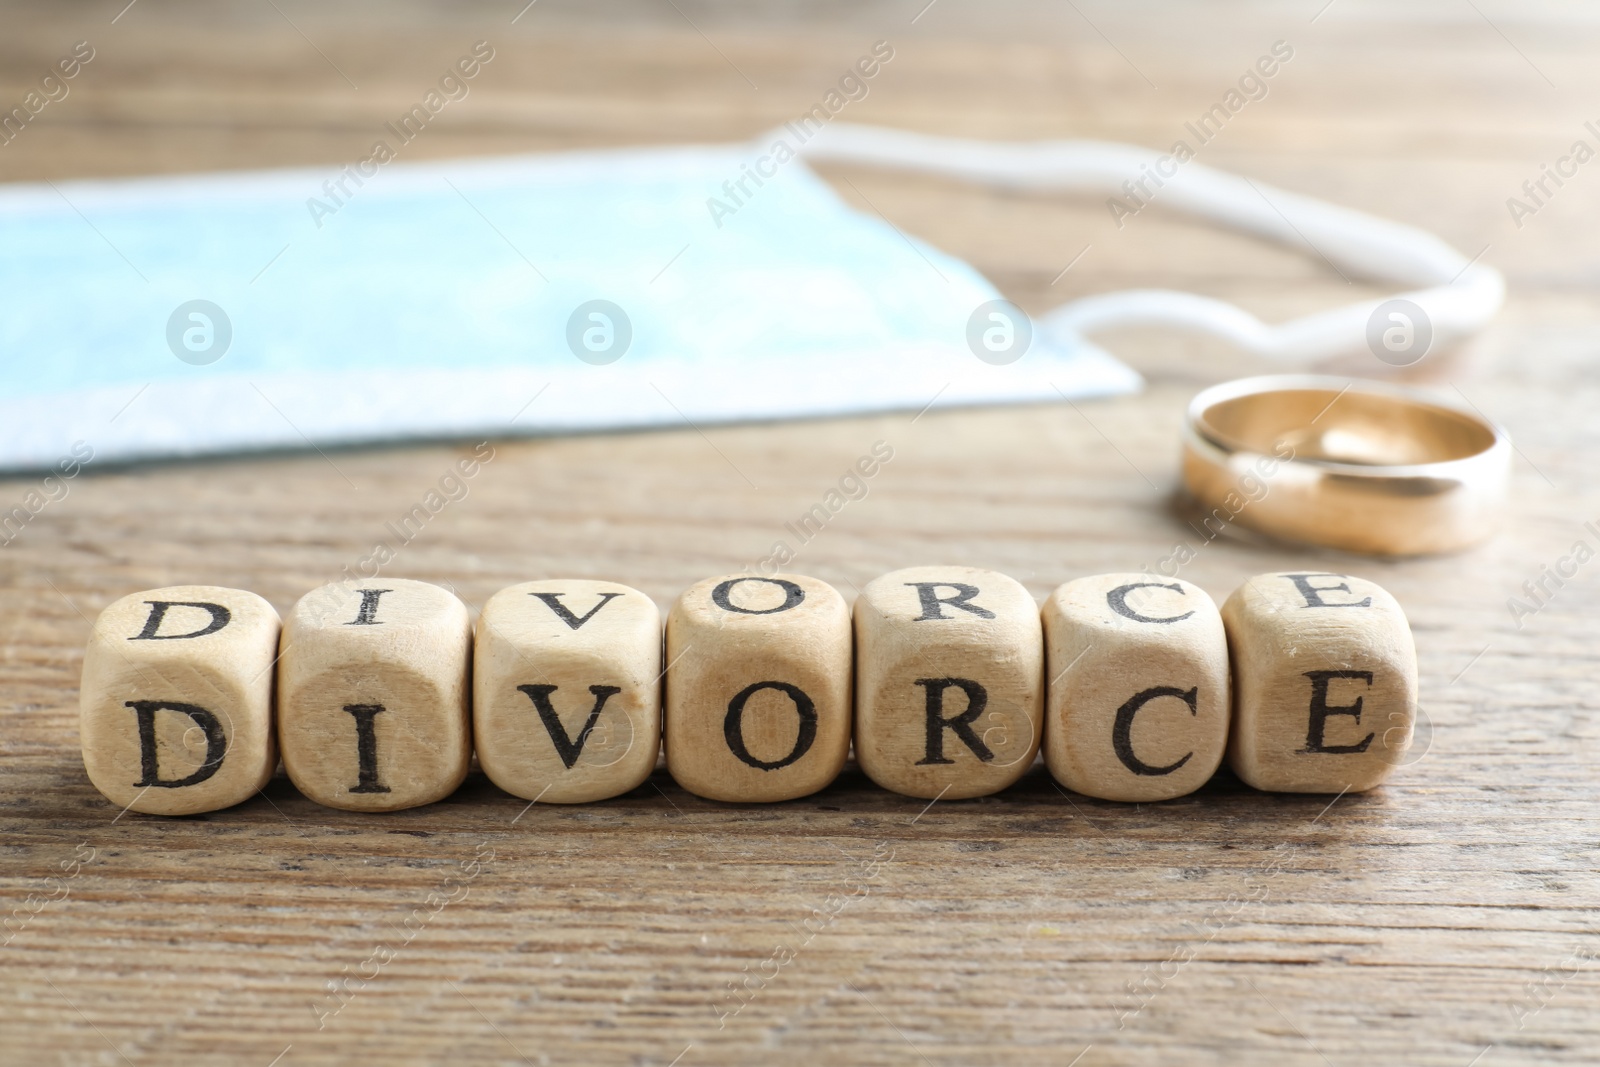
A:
[[3, 1, 1599, 1064]]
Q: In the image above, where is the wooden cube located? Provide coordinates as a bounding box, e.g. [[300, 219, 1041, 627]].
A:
[[1042, 574, 1229, 802], [278, 580, 471, 811], [474, 579, 661, 803], [665, 573, 851, 802], [854, 566, 1043, 799], [1222, 571, 1417, 793], [79, 586, 280, 816]]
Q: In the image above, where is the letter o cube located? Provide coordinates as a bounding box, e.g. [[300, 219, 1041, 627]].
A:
[[1042, 574, 1229, 802], [665, 574, 851, 803], [1223, 572, 1417, 793], [278, 580, 472, 811], [854, 566, 1043, 799], [80, 586, 280, 816]]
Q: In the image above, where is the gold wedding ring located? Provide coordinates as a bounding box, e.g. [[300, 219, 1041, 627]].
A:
[[1181, 375, 1512, 556]]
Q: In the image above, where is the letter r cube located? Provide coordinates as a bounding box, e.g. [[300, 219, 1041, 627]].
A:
[[854, 566, 1043, 799], [1222, 572, 1417, 793]]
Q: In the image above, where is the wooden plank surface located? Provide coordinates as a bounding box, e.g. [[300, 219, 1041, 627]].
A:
[[3, 1, 1599, 1064]]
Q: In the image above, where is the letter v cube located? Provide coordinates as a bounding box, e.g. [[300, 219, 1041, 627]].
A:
[[474, 580, 662, 803], [80, 586, 280, 815]]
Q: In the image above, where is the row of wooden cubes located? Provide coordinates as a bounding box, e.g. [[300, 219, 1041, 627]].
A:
[[79, 567, 1418, 816]]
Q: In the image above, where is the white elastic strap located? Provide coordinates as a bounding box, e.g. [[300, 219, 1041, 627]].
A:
[[787, 123, 1501, 363]]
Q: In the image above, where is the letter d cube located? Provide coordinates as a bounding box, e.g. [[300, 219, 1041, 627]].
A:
[[80, 586, 280, 815], [1223, 572, 1417, 793]]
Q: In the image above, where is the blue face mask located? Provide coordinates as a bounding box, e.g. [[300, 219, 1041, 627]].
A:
[[0, 138, 1138, 470]]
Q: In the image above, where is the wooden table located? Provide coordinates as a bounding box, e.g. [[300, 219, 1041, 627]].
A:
[[3, 2, 1597, 1063]]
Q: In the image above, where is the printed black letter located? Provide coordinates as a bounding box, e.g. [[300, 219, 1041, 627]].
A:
[[343, 704, 391, 792], [516, 684, 622, 768], [528, 592, 623, 630], [1299, 670, 1375, 754], [723, 681, 817, 770], [1283, 573, 1372, 609], [1111, 685, 1197, 775], [905, 583, 995, 621], [347, 589, 392, 626], [129, 601, 231, 641], [126, 700, 228, 787], [1106, 582, 1194, 624], [712, 577, 805, 615], [914, 678, 993, 764]]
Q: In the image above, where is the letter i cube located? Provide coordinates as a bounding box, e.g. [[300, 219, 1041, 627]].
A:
[[854, 566, 1043, 799], [1042, 574, 1229, 802], [278, 580, 471, 811], [474, 580, 661, 803], [665, 574, 851, 803], [80, 586, 280, 815], [1222, 572, 1417, 793]]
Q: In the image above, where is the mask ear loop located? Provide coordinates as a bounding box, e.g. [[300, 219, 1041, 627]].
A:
[[788, 123, 1502, 364]]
